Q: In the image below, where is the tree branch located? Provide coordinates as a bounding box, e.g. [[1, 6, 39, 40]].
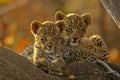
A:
[[0, 47, 120, 80]]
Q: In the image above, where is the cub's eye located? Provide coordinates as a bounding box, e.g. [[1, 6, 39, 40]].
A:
[[40, 37, 47, 43], [78, 28, 86, 35], [53, 36, 60, 41], [69, 21, 72, 24], [66, 28, 73, 34]]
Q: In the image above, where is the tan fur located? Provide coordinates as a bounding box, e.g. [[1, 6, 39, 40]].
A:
[[21, 11, 109, 70], [55, 11, 109, 64], [31, 20, 65, 76]]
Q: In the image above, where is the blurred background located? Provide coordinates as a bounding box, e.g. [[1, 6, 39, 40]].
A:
[[0, 0, 120, 64]]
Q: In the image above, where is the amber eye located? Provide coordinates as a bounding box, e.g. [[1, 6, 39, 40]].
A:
[[81, 28, 86, 34], [66, 28, 73, 34], [53, 36, 60, 42], [40, 37, 47, 43]]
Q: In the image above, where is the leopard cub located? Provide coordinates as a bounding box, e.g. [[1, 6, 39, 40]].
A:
[[55, 11, 109, 64], [31, 20, 65, 76]]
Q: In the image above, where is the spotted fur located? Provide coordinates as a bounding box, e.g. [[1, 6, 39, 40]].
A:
[[55, 11, 109, 64], [30, 20, 65, 76], [20, 45, 33, 62]]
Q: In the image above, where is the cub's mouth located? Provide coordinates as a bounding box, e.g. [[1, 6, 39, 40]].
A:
[[70, 37, 79, 46], [44, 46, 54, 53], [70, 42, 78, 46], [45, 49, 54, 53]]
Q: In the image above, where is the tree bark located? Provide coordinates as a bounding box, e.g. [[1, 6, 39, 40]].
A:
[[0, 47, 120, 80]]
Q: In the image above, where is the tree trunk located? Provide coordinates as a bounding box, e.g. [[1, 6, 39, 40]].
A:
[[0, 47, 120, 80]]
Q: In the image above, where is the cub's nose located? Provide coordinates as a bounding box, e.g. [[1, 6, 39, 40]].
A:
[[48, 45, 52, 49], [73, 37, 78, 41]]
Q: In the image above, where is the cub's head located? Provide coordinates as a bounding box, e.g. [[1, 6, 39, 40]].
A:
[[30, 20, 65, 53], [55, 11, 91, 46]]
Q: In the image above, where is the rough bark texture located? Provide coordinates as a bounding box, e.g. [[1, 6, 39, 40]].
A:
[[0, 47, 68, 80], [0, 47, 120, 80]]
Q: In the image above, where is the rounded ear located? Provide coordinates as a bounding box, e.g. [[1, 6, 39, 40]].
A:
[[81, 13, 92, 25], [55, 11, 65, 21], [30, 20, 41, 35], [56, 20, 65, 33]]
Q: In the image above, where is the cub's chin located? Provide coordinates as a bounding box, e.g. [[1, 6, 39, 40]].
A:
[[70, 42, 78, 46], [45, 49, 54, 53]]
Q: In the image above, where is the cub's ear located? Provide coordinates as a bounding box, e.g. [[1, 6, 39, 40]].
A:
[[56, 20, 65, 33], [30, 20, 42, 35], [81, 13, 92, 26], [55, 11, 65, 21]]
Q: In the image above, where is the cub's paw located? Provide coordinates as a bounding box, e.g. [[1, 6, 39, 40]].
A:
[[52, 59, 65, 68], [36, 58, 48, 67], [49, 68, 63, 76]]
